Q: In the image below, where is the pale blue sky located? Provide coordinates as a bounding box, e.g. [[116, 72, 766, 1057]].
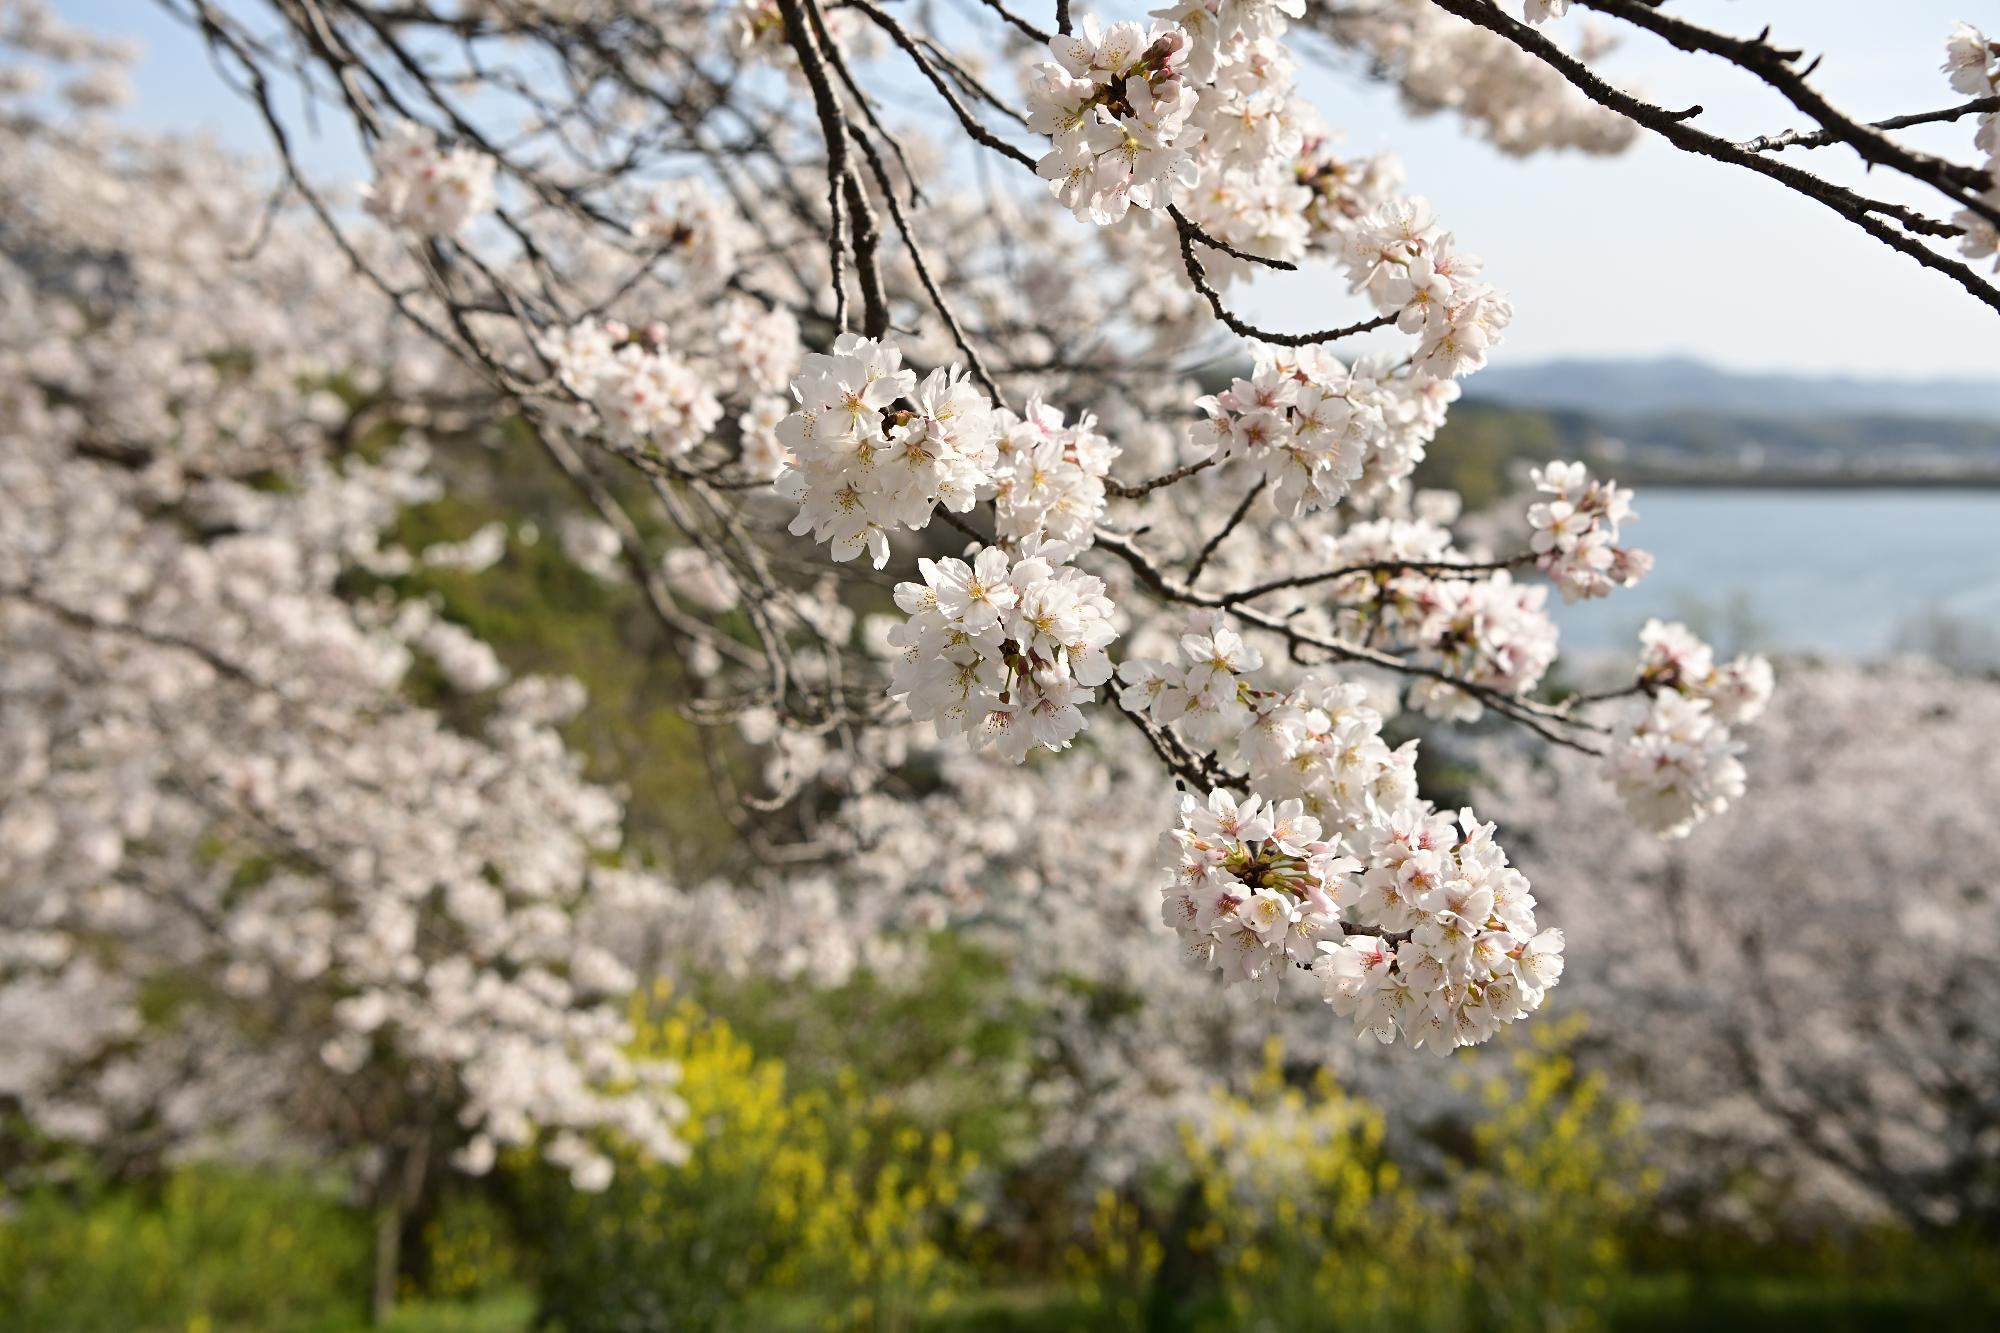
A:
[[55, 0, 2000, 378]]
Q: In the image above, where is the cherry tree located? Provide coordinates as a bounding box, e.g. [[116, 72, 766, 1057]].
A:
[[6, 0, 1999, 1268], [1478, 657, 2000, 1234], [0, 13, 689, 1313]]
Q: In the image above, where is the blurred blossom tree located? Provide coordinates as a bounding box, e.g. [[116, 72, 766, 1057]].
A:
[[3, 0, 1999, 1315], [1481, 660, 2000, 1233]]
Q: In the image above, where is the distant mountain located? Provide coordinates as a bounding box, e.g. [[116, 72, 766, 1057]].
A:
[[1463, 356, 2000, 422]]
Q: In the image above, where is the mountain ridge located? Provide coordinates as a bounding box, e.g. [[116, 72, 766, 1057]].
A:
[[1463, 356, 2000, 421]]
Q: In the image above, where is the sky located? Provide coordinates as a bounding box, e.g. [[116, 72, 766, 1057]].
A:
[[49, 0, 2000, 379]]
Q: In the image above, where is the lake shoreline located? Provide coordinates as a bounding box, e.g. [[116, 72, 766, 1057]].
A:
[[1552, 487, 2000, 660], [1615, 472, 2000, 490]]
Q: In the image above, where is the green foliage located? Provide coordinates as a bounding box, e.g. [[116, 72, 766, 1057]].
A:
[[693, 935, 1043, 1169], [1048, 1020, 1650, 1333], [356, 423, 746, 876], [8, 1009, 2000, 1333], [416, 1192, 521, 1307], [1416, 403, 1596, 512], [0, 1167, 372, 1332], [513, 989, 982, 1332]]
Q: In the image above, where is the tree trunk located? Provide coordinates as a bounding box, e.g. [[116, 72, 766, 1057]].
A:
[[371, 1194, 401, 1326], [371, 1132, 432, 1324]]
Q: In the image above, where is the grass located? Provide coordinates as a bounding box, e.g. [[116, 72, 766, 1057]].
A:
[[378, 1291, 535, 1333]]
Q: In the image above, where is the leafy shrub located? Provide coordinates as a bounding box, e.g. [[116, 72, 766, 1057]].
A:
[[0, 1167, 371, 1332], [516, 990, 981, 1331], [1060, 1019, 1652, 1332]]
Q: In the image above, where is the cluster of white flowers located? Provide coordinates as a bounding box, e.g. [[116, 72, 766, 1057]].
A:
[[772, 336, 1117, 567], [0, 114, 690, 1193], [989, 397, 1119, 547], [362, 120, 495, 237], [537, 318, 724, 455], [1159, 790, 1357, 997], [1158, 787, 1564, 1051], [558, 513, 625, 580], [1027, 16, 1202, 223], [717, 299, 801, 397], [1344, 197, 1513, 378], [1404, 572, 1558, 722], [776, 334, 994, 567], [1523, 0, 1570, 24], [1194, 347, 1368, 514], [1118, 613, 1263, 742], [1192, 344, 1460, 514], [1608, 691, 1746, 840], [1157, 0, 1315, 264], [1606, 618, 1773, 838], [1525, 459, 1652, 602], [633, 177, 742, 278], [1637, 618, 1775, 728], [1121, 614, 1422, 818], [1319, 804, 1564, 1053], [1317, 2, 1637, 156], [1944, 23, 2000, 270], [1295, 136, 1405, 257], [886, 540, 1117, 761], [421, 520, 509, 573], [661, 545, 740, 613]]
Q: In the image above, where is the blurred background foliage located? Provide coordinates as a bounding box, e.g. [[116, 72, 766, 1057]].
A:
[[7, 1010, 1996, 1331], [6, 422, 1997, 1333]]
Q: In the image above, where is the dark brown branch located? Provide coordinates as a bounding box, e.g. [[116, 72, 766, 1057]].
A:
[[1173, 215, 1399, 346], [1221, 553, 1536, 606], [1420, 0, 2000, 316], [1741, 95, 2000, 155], [1186, 479, 1267, 582], [1103, 455, 1218, 500], [1579, 0, 2000, 227]]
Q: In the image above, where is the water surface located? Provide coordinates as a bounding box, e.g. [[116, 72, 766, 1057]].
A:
[[1550, 488, 2000, 659]]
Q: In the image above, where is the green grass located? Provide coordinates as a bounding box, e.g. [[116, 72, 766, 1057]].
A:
[[379, 1291, 535, 1333]]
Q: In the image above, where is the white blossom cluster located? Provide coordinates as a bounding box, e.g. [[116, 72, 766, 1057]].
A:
[[1155, 0, 1317, 264], [1119, 613, 1427, 830], [1316, 1, 1637, 156], [362, 120, 496, 238], [1256, 502, 1560, 723], [1319, 804, 1565, 1053], [538, 317, 725, 455], [777, 334, 995, 567], [1158, 788, 1565, 1053], [1526, 458, 1653, 602], [1406, 573, 1558, 722], [1120, 608, 1568, 1040], [1027, 16, 1203, 224], [1607, 618, 1774, 838], [634, 176, 743, 278], [1159, 790, 1357, 997], [989, 396, 1120, 547], [886, 541, 1118, 761], [772, 334, 1122, 570], [1344, 197, 1514, 379], [1636, 617, 1776, 728], [1193, 344, 1461, 514], [1119, 612, 1267, 746], [1944, 23, 2000, 270]]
